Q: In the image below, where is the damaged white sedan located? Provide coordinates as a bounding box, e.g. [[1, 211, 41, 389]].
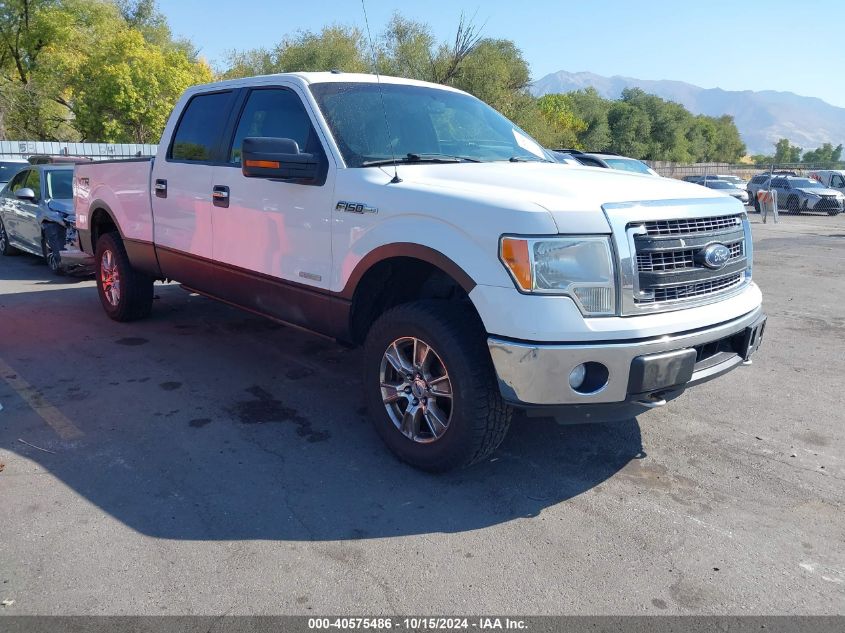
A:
[[0, 164, 93, 274]]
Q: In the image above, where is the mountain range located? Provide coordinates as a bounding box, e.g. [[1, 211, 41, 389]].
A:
[[530, 71, 845, 156]]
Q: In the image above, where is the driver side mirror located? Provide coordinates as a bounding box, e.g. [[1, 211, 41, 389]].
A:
[[15, 187, 36, 201], [241, 137, 320, 183]]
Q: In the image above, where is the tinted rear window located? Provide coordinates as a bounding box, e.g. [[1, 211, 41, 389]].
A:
[[170, 92, 234, 162]]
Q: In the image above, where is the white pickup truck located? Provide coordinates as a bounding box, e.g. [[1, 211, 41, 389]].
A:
[[74, 72, 766, 471]]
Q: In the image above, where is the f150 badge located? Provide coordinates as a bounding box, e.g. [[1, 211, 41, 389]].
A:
[[701, 243, 731, 269], [336, 201, 377, 214]]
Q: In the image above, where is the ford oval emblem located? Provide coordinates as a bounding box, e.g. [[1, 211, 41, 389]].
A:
[[702, 243, 731, 269]]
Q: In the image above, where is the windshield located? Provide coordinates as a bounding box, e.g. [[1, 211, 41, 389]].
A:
[[705, 181, 734, 189], [309, 82, 551, 167], [718, 176, 742, 184], [789, 178, 824, 189], [603, 158, 653, 174], [0, 161, 25, 183], [46, 170, 73, 199]]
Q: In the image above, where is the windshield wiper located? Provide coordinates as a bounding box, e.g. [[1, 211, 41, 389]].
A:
[[507, 155, 553, 163], [362, 153, 481, 167]]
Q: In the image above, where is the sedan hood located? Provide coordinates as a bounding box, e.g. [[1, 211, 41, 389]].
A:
[[47, 198, 74, 215], [391, 162, 730, 233]]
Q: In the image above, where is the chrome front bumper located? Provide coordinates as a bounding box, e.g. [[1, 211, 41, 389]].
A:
[[488, 307, 765, 407]]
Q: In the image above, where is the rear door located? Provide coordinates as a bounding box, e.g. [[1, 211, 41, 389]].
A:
[[150, 89, 237, 289], [208, 85, 335, 320]]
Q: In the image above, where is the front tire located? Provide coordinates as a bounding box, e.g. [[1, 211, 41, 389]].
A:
[[95, 232, 154, 321], [363, 300, 512, 472], [41, 232, 63, 275], [0, 218, 18, 256], [787, 196, 800, 214]]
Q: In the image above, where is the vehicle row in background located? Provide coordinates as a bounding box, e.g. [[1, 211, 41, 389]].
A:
[[682, 174, 748, 189], [550, 149, 659, 176], [0, 164, 93, 274]]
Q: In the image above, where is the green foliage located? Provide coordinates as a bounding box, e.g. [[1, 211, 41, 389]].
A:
[[773, 138, 802, 163], [0, 0, 209, 142], [71, 29, 212, 142], [801, 142, 843, 165]]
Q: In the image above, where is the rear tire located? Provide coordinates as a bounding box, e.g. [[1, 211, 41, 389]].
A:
[[0, 218, 18, 256], [95, 232, 154, 321], [363, 300, 512, 472], [752, 197, 761, 213]]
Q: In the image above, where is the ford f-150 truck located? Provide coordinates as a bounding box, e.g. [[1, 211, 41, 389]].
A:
[[74, 72, 766, 471]]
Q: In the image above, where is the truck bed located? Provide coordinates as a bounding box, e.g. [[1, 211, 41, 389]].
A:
[[74, 157, 155, 247]]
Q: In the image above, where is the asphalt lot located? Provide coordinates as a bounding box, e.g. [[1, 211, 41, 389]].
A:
[[0, 212, 843, 615]]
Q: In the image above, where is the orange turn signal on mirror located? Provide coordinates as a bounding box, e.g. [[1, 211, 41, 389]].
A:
[[245, 160, 280, 169], [500, 237, 532, 291]]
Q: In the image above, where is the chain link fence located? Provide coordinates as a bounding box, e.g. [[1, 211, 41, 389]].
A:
[[647, 161, 845, 180]]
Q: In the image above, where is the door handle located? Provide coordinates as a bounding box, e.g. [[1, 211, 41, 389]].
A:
[[212, 185, 230, 208], [155, 179, 167, 198]]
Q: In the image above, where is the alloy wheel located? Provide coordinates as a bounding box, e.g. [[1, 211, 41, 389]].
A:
[[379, 336, 453, 443], [101, 249, 121, 306]]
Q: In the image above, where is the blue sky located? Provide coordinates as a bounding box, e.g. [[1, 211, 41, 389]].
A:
[[158, 0, 845, 108]]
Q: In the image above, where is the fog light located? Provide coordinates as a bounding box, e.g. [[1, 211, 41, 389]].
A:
[[570, 362, 610, 395], [569, 363, 587, 390]]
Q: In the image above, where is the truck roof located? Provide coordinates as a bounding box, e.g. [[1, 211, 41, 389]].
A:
[[185, 71, 467, 97]]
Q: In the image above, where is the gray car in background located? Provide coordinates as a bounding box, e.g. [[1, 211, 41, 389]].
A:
[[767, 176, 844, 215], [0, 164, 93, 274], [701, 178, 750, 204]]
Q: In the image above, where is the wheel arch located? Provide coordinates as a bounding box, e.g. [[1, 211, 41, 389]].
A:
[[345, 245, 482, 345]]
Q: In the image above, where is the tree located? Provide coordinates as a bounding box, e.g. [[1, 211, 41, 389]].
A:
[[607, 101, 650, 158], [223, 24, 370, 78], [802, 143, 843, 165], [773, 138, 802, 164], [562, 88, 611, 150], [0, 0, 207, 142], [70, 28, 212, 142], [536, 94, 587, 148]]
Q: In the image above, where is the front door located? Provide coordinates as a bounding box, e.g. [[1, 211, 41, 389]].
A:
[[1, 169, 31, 246], [14, 169, 44, 250], [210, 85, 335, 327]]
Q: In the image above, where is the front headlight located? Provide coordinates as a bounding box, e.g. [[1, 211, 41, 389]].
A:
[[499, 236, 616, 315]]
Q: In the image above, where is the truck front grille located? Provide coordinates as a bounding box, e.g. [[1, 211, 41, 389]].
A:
[[638, 272, 744, 304], [642, 214, 742, 236], [630, 213, 748, 307], [636, 242, 743, 272]]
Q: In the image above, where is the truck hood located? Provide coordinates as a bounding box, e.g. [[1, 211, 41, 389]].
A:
[[391, 162, 731, 232]]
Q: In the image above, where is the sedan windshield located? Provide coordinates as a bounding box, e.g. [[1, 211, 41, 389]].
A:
[[603, 158, 653, 175], [788, 178, 824, 189], [309, 82, 552, 167], [705, 181, 735, 189], [46, 170, 73, 199]]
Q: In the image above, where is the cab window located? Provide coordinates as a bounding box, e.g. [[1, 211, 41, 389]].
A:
[[169, 91, 234, 162], [831, 174, 845, 188], [228, 88, 318, 165]]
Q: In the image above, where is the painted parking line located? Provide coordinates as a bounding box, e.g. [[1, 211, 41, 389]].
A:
[[0, 357, 84, 440]]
